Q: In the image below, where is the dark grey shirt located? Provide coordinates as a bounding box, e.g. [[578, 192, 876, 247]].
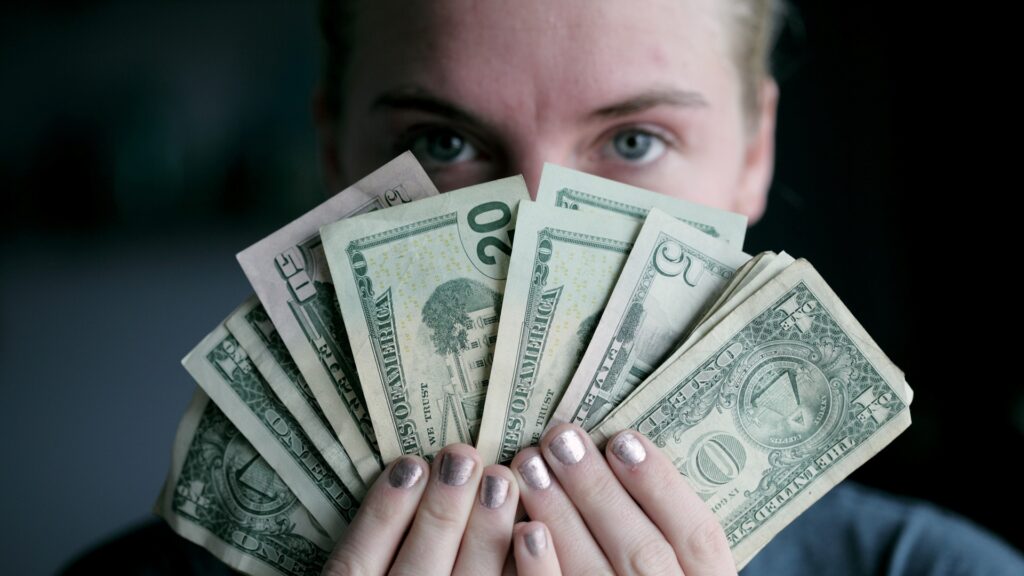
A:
[[62, 481, 1024, 575]]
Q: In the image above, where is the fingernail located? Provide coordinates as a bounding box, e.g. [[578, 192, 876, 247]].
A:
[[524, 525, 548, 556], [517, 455, 551, 490], [549, 429, 587, 465], [389, 457, 424, 489], [439, 452, 475, 486], [480, 475, 510, 509], [611, 432, 647, 466]]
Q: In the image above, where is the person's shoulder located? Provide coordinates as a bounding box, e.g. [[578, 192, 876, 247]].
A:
[[60, 517, 240, 575], [741, 481, 1024, 576]]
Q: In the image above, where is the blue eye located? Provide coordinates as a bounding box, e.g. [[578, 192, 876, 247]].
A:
[[408, 128, 478, 166], [607, 128, 667, 164]]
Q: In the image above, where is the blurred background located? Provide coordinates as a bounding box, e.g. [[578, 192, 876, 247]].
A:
[[0, 1, 1019, 574]]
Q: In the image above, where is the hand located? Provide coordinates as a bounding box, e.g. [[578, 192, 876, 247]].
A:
[[321, 443, 561, 576], [510, 423, 737, 576]]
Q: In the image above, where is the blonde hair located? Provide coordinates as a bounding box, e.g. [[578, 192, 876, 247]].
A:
[[319, 0, 791, 129], [725, 0, 791, 132]]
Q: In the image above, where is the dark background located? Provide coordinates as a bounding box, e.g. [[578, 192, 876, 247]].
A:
[[0, 1, 1018, 574]]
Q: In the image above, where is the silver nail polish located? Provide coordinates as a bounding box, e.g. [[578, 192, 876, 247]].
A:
[[524, 526, 547, 557], [517, 455, 551, 489], [549, 429, 586, 465], [480, 475, 510, 509], [611, 432, 647, 466], [389, 457, 423, 489], [439, 452, 475, 486]]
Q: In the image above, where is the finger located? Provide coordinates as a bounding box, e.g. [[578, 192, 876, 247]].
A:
[[452, 465, 519, 576], [322, 456, 428, 576], [510, 448, 613, 576], [606, 430, 737, 576], [502, 545, 516, 576], [513, 522, 562, 576], [389, 444, 483, 576], [540, 424, 683, 576]]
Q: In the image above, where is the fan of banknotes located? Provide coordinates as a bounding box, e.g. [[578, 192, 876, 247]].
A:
[[154, 151, 913, 576]]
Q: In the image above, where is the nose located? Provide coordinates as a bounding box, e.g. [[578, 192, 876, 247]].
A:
[[520, 160, 544, 200], [504, 145, 575, 200]]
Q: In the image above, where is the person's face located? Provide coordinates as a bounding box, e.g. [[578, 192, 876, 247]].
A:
[[320, 0, 778, 224]]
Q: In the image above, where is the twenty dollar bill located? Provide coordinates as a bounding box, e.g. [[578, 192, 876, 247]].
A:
[[477, 203, 640, 464], [322, 177, 530, 462], [536, 163, 747, 245]]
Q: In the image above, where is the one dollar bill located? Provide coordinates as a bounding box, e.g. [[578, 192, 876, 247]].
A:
[[155, 389, 334, 576], [225, 296, 368, 496], [182, 317, 359, 540], [592, 259, 912, 569], [322, 177, 530, 462], [236, 152, 438, 482]]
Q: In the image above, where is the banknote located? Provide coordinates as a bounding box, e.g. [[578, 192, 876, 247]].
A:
[[237, 152, 438, 482], [610, 251, 797, 413], [477, 202, 640, 465], [155, 389, 334, 576], [591, 259, 912, 568], [182, 319, 359, 540], [698, 252, 767, 323], [535, 163, 747, 245], [696, 252, 784, 327], [551, 208, 750, 430], [225, 296, 368, 496], [679, 252, 796, 357], [321, 177, 530, 462]]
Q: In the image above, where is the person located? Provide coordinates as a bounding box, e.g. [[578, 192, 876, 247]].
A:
[[63, 1, 1024, 574]]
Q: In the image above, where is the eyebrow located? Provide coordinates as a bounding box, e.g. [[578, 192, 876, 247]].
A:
[[371, 85, 709, 127], [373, 88, 491, 129], [589, 88, 710, 119]]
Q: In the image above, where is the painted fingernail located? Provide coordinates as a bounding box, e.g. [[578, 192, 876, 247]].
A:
[[439, 452, 475, 486], [517, 455, 551, 490], [480, 475, 510, 509], [549, 429, 586, 465], [524, 525, 548, 557], [389, 457, 424, 489], [611, 432, 647, 466]]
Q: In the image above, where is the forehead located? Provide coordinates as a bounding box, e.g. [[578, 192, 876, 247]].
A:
[[345, 0, 736, 121]]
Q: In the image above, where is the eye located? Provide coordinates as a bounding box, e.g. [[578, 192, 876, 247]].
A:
[[602, 127, 668, 165], [406, 127, 479, 167]]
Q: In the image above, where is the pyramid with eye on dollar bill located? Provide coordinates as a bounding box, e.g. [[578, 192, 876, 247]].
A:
[[155, 151, 912, 576]]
